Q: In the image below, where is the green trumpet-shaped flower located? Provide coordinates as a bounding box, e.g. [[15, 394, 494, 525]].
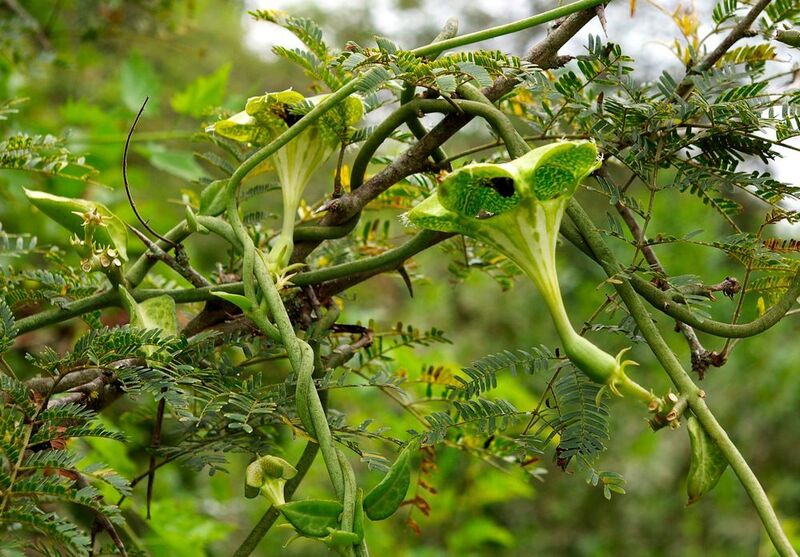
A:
[[404, 140, 654, 404], [209, 90, 363, 270], [245, 455, 298, 505]]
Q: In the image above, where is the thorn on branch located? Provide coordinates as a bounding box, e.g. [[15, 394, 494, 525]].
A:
[[332, 144, 346, 199], [397, 265, 414, 297], [691, 349, 728, 380], [595, 4, 607, 37]]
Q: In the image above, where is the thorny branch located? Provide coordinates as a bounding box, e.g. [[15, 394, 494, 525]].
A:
[[291, 6, 601, 262], [676, 0, 772, 98], [128, 225, 210, 288], [609, 169, 728, 378]]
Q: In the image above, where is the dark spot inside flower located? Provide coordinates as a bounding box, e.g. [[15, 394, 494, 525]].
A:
[[283, 111, 303, 127], [273, 103, 303, 127], [485, 176, 515, 198]]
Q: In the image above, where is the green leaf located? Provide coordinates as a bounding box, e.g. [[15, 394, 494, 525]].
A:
[[120, 51, 161, 113], [363, 440, 416, 520], [278, 499, 343, 538], [457, 61, 493, 88], [1, 297, 19, 354], [686, 415, 728, 504], [199, 179, 228, 216], [171, 63, 231, 118], [119, 287, 177, 336], [137, 143, 206, 181], [23, 188, 128, 260]]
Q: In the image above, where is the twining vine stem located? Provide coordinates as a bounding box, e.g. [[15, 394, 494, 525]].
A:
[[565, 201, 797, 557]]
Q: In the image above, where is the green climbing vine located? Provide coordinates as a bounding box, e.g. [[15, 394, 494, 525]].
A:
[[2, 1, 800, 556]]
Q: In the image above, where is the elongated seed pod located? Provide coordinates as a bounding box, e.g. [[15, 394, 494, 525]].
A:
[[776, 29, 800, 48]]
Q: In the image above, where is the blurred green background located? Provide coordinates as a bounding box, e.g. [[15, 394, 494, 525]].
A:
[[1, 1, 799, 556]]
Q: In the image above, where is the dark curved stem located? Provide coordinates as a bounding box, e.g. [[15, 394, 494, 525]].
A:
[[123, 97, 174, 246]]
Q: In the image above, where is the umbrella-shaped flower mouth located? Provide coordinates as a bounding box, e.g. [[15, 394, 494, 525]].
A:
[[405, 140, 601, 235], [245, 454, 298, 505], [209, 90, 305, 142], [404, 141, 654, 405], [208, 90, 364, 269]]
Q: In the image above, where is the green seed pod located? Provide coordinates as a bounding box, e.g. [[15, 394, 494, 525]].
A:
[[278, 499, 343, 538], [363, 441, 416, 521], [353, 489, 365, 542], [199, 179, 229, 216], [686, 415, 728, 505]]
